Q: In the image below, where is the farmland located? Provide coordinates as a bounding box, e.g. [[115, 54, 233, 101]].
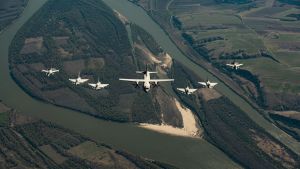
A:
[[9, 0, 183, 126], [132, 0, 300, 111], [171, 62, 300, 169], [0, 100, 178, 169]]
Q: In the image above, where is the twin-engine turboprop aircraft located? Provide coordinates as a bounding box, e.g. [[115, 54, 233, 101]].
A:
[[119, 67, 174, 92]]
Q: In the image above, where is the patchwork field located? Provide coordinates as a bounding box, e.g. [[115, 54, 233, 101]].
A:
[[9, 0, 183, 126], [0, 101, 177, 169], [134, 0, 300, 111]]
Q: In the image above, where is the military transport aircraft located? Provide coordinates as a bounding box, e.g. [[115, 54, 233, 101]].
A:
[[226, 61, 243, 70], [119, 67, 174, 92], [69, 72, 89, 85], [198, 79, 218, 88], [177, 86, 198, 95], [41, 68, 59, 76], [88, 78, 109, 90]]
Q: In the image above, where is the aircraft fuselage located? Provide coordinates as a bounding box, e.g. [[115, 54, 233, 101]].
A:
[[143, 72, 151, 92]]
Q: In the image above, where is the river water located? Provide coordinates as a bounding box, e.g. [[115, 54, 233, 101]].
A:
[[102, 0, 300, 155], [0, 0, 241, 169]]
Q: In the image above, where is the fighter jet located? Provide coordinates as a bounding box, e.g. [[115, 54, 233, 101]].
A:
[[177, 86, 197, 95], [198, 79, 218, 88], [69, 72, 89, 85], [119, 67, 174, 92], [226, 61, 243, 70], [41, 68, 59, 76], [88, 78, 109, 90]]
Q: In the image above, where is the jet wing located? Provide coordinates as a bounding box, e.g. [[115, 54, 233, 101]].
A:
[[210, 83, 218, 87], [236, 63, 243, 67], [177, 88, 186, 93], [226, 64, 234, 67], [41, 70, 49, 73], [119, 79, 146, 82], [79, 79, 89, 83], [53, 69, 59, 73], [198, 82, 207, 86], [88, 83, 97, 87], [189, 89, 198, 93], [101, 84, 109, 88], [69, 79, 77, 83], [149, 79, 174, 82]]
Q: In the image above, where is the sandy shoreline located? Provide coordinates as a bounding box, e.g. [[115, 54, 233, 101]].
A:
[[139, 99, 202, 138]]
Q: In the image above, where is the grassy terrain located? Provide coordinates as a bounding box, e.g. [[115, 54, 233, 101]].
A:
[[9, 0, 181, 126], [201, 96, 300, 169], [0, 101, 178, 169], [170, 62, 300, 169], [134, 0, 300, 111], [270, 112, 300, 142]]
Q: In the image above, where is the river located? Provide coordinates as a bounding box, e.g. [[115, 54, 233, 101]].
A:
[[0, 0, 241, 169], [102, 0, 300, 155]]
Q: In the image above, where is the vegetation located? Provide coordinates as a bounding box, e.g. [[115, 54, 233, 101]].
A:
[[277, 0, 300, 6], [201, 97, 300, 169], [171, 62, 300, 169], [131, 24, 163, 56], [270, 113, 300, 141], [134, 0, 300, 111], [0, 101, 178, 169], [215, 0, 254, 4], [9, 0, 179, 125]]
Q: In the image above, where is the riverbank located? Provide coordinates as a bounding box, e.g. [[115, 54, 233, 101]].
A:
[[0, 0, 241, 169], [120, 0, 300, 155], [140, 99, 202, 138]]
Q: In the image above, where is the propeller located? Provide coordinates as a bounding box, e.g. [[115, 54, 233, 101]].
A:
[[152, 81, 159, 88], [132, 82, 140, 88]]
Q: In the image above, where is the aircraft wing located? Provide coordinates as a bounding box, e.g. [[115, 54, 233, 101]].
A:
[[53, 70, 59, 73], [149, 79, 174, 82], [198, 82, 207, 86], [119, 78, 146, 82], [69, 79, 77, 83], [226, 64, 234, 67], [88, 83, 97, 87], [41, 70, 49, 73], [236, 63, 243, 67], [189, 89, 198, 93], [177, 88, 186, 93], [210, 83, 218, 87], [79, 79, 89, 83], [101, 84, 109, 88]]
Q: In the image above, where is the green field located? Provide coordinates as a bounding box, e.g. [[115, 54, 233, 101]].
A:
[[9, 0, 180, 125], [158, 0, 300, 110], [0, 101, 176, 169]]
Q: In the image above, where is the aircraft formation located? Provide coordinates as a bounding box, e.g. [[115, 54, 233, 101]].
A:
[[41, 61, 243, 94]]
